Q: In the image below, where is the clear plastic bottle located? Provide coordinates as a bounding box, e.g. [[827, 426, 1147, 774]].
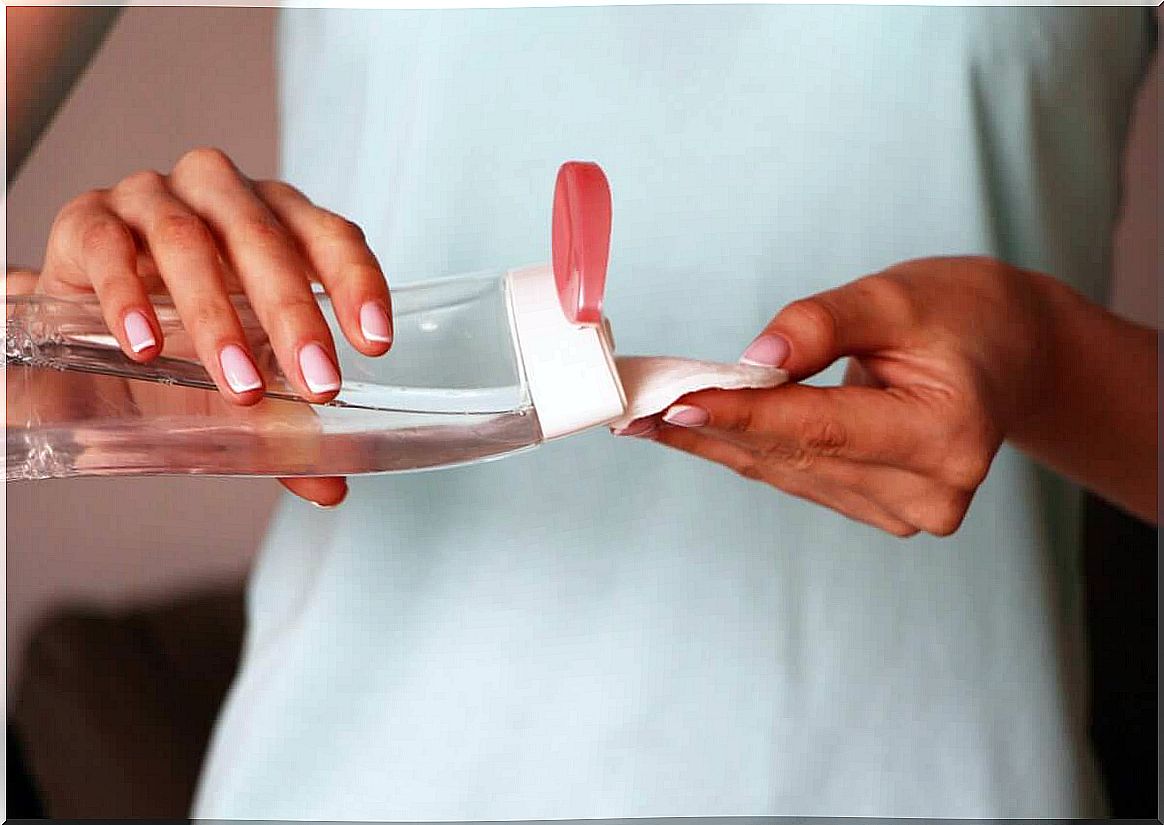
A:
[[5, 163, 627, 480]]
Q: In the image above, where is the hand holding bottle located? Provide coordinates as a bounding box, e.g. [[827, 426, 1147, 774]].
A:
[[34, 147, 393, 505]]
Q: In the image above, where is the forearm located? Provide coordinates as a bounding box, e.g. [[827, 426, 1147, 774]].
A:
[[6, 6, 121, 183], [1012, 274, 1158, 523]]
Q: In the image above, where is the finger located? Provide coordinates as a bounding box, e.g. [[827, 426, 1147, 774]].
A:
[[108, 171, 265, 404], [653, 424, 919, 537], [254, 180, 393, 355], [46, 193, 162, 361], [279, 476, 349, 507], [665, 383, 943, 471], [690, 412, 974, 536], [807, 458, 973, 537], [739, 273, 919, 378], [168, 148, 342, 403], [716, 441, 971, 538], [866, 468, 971, 536], [610, 415, 661, 437]]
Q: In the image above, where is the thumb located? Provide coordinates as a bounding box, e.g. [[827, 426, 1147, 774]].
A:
[[740, 275, 912, 380]]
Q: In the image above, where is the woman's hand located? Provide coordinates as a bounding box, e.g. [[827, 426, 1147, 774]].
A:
[[619, 257, 1089, 537], [37, 147, 394, 506]]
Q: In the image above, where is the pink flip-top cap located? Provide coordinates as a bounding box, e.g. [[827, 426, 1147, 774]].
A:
[[552, 161, 611, 327]]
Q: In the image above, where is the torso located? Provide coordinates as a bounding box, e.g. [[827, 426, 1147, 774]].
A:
[[194, 6, 1155, 819]]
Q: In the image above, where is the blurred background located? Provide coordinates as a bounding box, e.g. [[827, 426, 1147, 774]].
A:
[[6, 7, 279, 692], [5, 5, 1160, 819]]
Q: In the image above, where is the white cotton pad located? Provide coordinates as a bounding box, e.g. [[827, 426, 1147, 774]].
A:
[[610, 356, 789, 430]]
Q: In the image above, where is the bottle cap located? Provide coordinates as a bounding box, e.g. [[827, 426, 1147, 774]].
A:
[[506, 264, 626, 440], [552, 161, 611, 327]]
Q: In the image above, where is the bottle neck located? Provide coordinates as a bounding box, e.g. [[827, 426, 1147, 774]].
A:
[[505, 264, 626, 440]]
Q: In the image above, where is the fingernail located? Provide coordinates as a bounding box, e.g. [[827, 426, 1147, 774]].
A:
[[310, 481, 349, 509], [123, 310, 156, 353], [359, 301, 392, 344], [299, 342, 341, 394], [740, 334, 790, 368], [612, 418, 658, 437], [219, 344, 263, 393], [662, 404, 709, 428]]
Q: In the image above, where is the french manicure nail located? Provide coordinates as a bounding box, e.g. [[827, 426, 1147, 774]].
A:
[[359, 301, 392, 344], [662, 404, 709, 428], [124, 310, 156, 353], [299, 342, 341, 394], [612, 418, 657, 438], [220, 344, 263, 393], [310, 492, 347, 510], [740, 334, 790, 368]]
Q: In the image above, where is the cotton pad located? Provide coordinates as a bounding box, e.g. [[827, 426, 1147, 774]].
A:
[[610, 356, 788, 430]]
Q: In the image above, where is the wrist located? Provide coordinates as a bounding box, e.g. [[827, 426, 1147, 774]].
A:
[[975, 264, 1061, 445], [1005, 269, 1149, 447], [1005, 270, 1076, 445], [1004, 270, 1158, 521]]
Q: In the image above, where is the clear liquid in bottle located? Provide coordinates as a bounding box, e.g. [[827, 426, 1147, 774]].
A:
[[6, 270, 571, 480]]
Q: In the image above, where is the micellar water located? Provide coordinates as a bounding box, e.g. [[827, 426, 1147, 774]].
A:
[[5, 162, 627, 480], [5, 264, 626, 480]]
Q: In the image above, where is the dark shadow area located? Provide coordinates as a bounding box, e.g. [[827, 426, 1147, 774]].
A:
[[1082, 492, 1158, 817], [7, 724, 46, 818], [7, 585, 246, 818]]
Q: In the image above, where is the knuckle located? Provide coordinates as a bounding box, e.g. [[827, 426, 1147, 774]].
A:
[[155, 213, 214, 251], [782, 297, 839, 352], [754, 416, 845, 470], [177, 146, 235, 174], [918, 493, 970, 537], [736, 461, 766, 483], [344, 262, 387, 288], [54, 192, 109, 238], [942, 452, 992, 490], [913, 392, 998, 490], [117, 169, 166, 194], [314, 212, 366, 247], [265, 292, 329, 339], [79, 218, 135, 262], [938, 425, 997, 489], [61, 190, 109, 218], [239, 214, 288, 248], [886, 521, 920, 539], [188, 296, 233, 333], [758, 439, 813, 471], [282, 291, 328, 320], [797, 416, 848, 457], [859, 273, 919, 326], [722, 403, 756, 435], [787, 446, 815, 471]]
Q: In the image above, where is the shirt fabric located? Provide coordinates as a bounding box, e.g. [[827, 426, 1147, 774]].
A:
[[193, 6, 1156, 819]]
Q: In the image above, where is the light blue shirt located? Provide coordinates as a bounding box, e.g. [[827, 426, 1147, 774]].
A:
[[194, 6, 1156, 819]]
